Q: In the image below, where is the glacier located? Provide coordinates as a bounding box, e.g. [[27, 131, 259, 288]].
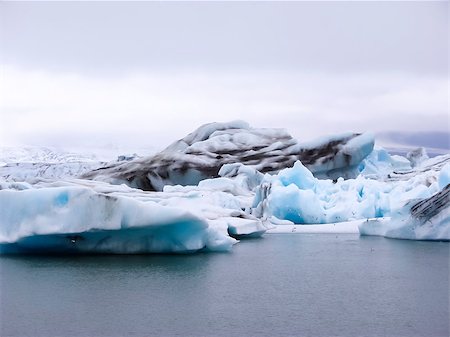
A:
[[0, 146, 144, 182], [0, 122, 449, 254]]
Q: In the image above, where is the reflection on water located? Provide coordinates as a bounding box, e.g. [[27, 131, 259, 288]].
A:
[[1, 234, 449, 337]]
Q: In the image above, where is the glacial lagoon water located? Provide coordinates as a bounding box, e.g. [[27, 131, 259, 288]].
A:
[[1, 234, 449, 337]]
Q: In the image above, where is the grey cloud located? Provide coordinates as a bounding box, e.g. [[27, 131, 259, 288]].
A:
[[1, 1, 447, 75]]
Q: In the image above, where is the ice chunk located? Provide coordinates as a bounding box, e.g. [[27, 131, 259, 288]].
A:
[[211, 217, 267, 238], [269, 184, 326, 223], [0, 186, 236, 254], [359, 186, 450, 241], [253, 158, 443, 228], [277, 161, 316, 190], [83, 121, 374, 191]]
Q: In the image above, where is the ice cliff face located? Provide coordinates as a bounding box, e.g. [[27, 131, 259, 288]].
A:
[[83, 121, 374, 191]]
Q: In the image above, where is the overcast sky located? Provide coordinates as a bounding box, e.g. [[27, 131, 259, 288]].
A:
[[0, 1, 448, 151]]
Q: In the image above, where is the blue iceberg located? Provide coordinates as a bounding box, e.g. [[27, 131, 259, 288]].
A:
[[0, 186, 236, 254], [252, 153, 450, 240]]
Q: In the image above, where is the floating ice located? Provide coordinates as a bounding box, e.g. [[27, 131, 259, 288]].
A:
[[0, 185, 237, 254], [82, 121, 374, 191], [0, 161, 272, 254], [359, 185, 449, 241], [253, 154, 448, 233]]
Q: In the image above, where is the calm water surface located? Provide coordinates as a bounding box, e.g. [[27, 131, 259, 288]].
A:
[[1, 234, 449, 337]]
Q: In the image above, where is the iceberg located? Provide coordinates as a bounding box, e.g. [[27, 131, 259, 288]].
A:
[[0, 160, 271, 254], [359, 185, 449, 241], [0, 185, 237, 254], [252, 152, 450, 240], [82, 121, 374, 191]]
